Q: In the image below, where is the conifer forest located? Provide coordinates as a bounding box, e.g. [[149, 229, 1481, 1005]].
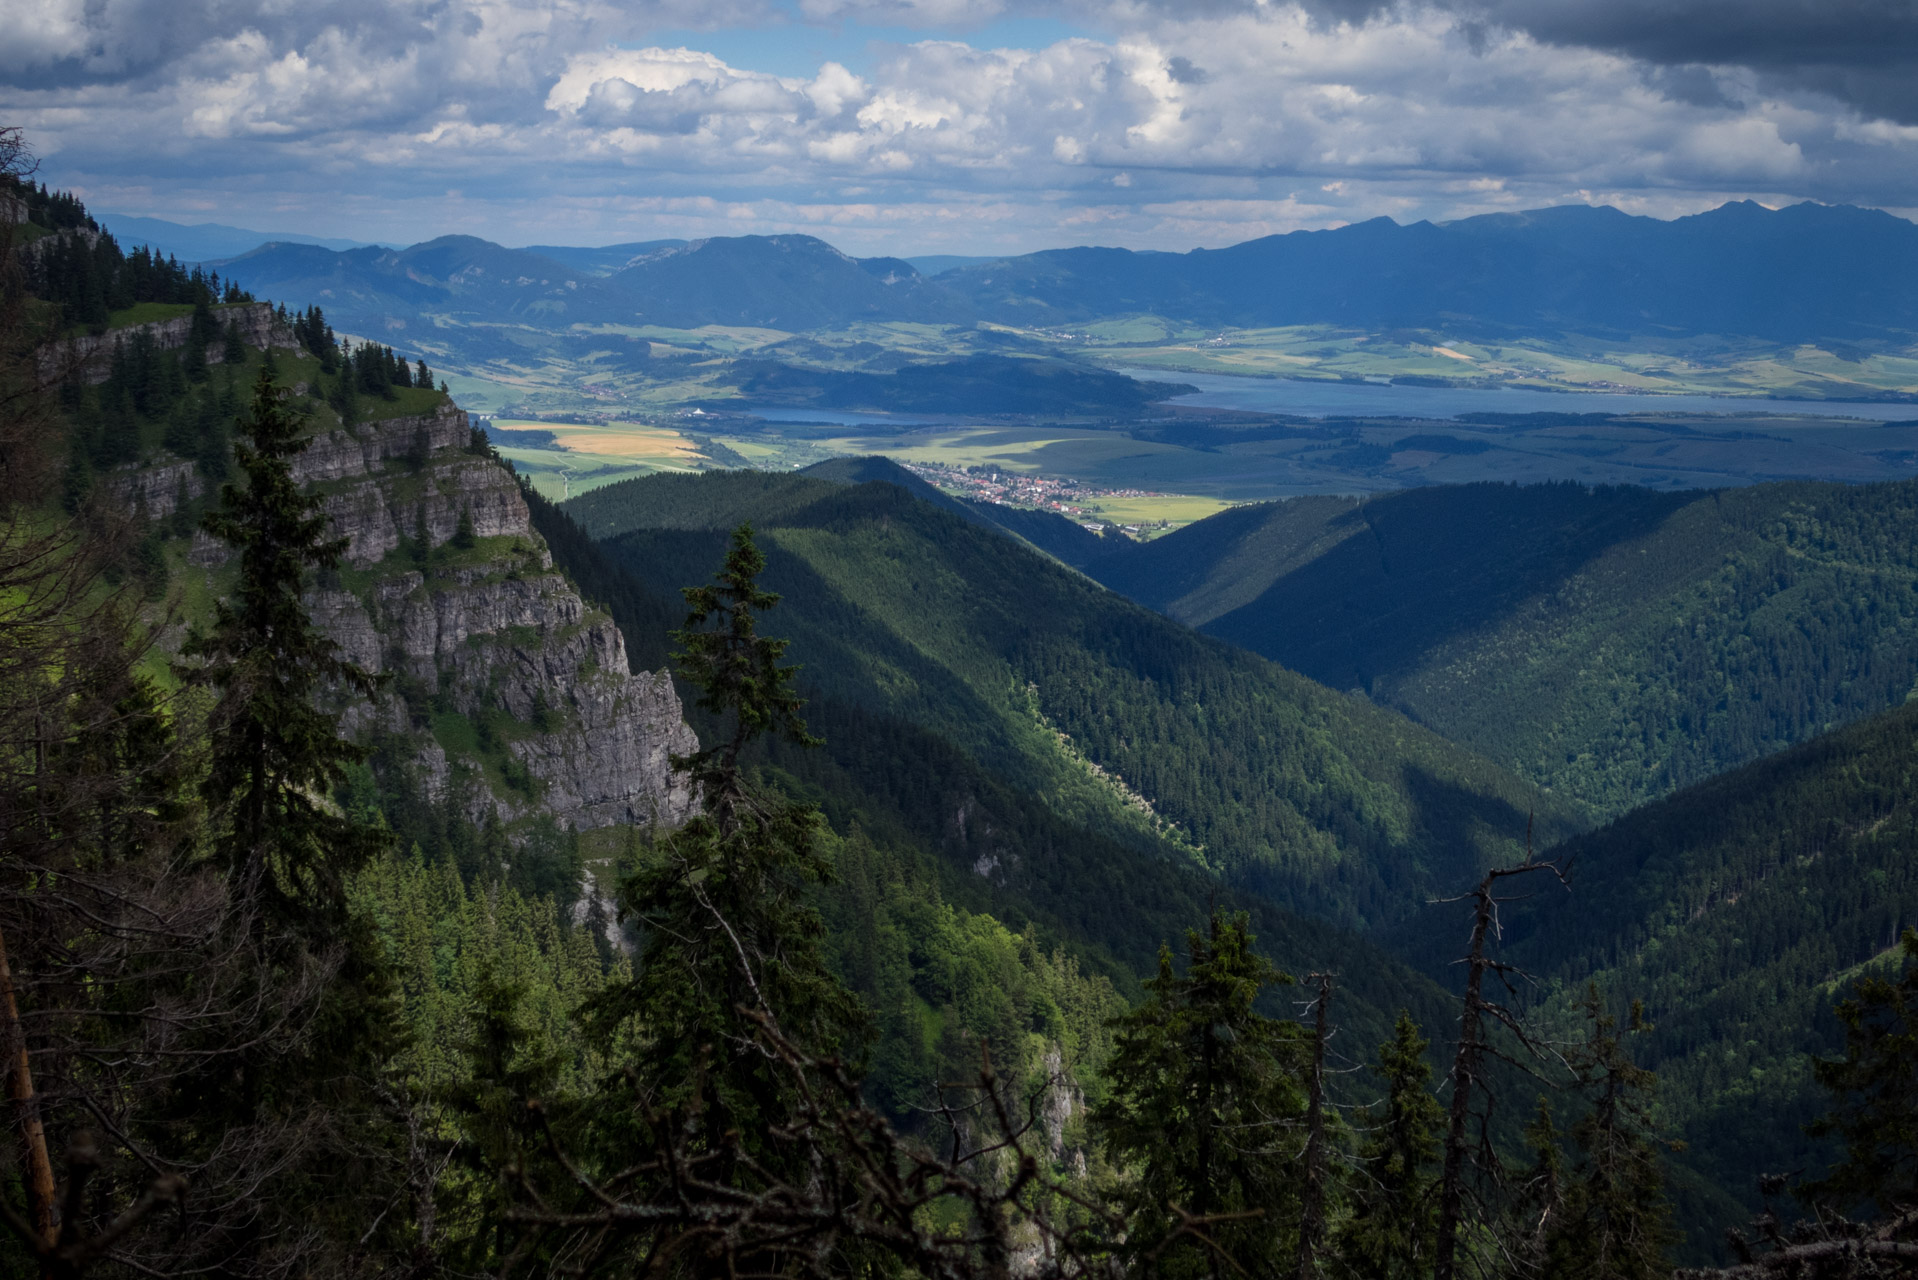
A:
[[1, 120, 1915, 1280]]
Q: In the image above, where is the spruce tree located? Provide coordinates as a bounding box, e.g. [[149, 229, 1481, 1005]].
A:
[[130, 366, 412, 1275], [1094, 910, 1307, 1278], [452, 503, 476, 550], [589, 523, 865, 1169], [1337, 1010, 1444, 1280], [187, 364, 388, 924], [1803, 927, 1918, 1219], [1539, 987, 1679, 1280], [329, 351, 359, 426]]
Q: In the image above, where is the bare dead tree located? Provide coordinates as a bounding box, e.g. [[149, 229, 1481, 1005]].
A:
[[1676, 1180, 1918, 1280], [1293, 972, 1334, 1280], [497, 1016, 1116, 1280], [0, 916, 56, 1245], [497, 993, 1273, 1280], [1431, 827, 1572, 1280]]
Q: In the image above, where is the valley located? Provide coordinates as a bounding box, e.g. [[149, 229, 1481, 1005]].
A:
[[7, 169, 1918, 1278], [186, 202, 1918, 543]]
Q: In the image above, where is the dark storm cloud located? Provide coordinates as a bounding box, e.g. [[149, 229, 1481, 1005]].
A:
[[1283, 0, 1918, 123], [1642, 64, 1739, 111], [1491, 0, 1918, 123], [5, 1, 409, 87], [0, 0, 767, 95], [4, 0, 1915, 252]]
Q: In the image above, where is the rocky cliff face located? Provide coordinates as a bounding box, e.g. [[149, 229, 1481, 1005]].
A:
[[183, 396, 697, 835], [40, 301, 292, 384]]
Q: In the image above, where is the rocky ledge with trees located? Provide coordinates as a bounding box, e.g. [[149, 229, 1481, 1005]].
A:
[[1, 125, 1914, 1280]]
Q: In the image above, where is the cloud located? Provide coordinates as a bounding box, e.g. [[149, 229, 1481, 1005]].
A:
[[1289, 0, 1918, 124], [0, 0, 1913, 253]]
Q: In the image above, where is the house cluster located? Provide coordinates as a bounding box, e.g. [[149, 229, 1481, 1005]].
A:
[[904, 462, 1156, 535]]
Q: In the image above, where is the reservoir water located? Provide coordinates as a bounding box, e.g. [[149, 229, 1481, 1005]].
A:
[[1116, 369, 1918, 421]]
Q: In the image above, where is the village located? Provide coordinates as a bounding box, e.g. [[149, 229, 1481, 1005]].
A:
[[902, 461, 1170, 536]]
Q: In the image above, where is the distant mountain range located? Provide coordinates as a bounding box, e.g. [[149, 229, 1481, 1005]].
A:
[[215, 232, 972, 335], [97, 213, 383, 262], [942, 202, 1918, 343], [205, 200, 1918, 349]]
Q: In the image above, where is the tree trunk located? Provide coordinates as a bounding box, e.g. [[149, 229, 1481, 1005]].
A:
[[0, 923, 58, 1245], [1293, 973, 1333, 1280], [1434, 877, 1495, 1280]]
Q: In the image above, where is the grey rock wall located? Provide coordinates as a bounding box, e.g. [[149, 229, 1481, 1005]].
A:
[[176, 391, 697, 836], [39, 302, 295, 385], [107, 459, 203, 520]]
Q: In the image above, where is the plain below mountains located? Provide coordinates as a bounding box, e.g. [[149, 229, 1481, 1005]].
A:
[[211, 200, 1918, 349]]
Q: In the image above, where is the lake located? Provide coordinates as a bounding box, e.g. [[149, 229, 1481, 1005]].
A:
[[1116, 369, 1918, 421]]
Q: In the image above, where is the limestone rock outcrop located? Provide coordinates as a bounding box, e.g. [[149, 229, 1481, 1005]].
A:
[[40, 301, 295, 385], [176, 393, 697, 836]]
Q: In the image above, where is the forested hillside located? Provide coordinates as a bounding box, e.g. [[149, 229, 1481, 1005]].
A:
[[1094, 479, 1918, 814], [570, 470, 1583, 931], [531, 479, 1463, 1044], [1428, 697, 1918, 1234], [10, 156, 1918, 1280]]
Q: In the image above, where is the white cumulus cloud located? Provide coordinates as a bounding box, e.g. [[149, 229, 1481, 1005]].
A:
[[0, 0, 1912, 253]]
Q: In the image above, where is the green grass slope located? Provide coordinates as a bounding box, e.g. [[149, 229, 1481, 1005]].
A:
[[575, 472, 1581, 932], [1092, 479, 1918, 815]]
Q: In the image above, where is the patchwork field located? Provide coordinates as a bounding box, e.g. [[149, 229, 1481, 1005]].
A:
[[1091, 325, 1918, 400], [1073, 492, 1238, 529], [488, 418, 706, 500]]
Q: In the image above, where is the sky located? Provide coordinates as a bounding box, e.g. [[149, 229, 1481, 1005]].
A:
[[3, 0, 1916, 256]]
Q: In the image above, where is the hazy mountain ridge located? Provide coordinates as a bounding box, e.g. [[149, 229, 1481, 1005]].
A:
[[211, 201, 1918, 351], [98, 211, 380, 260], [217, 230, 971, 336], [942, 201, 1918, 341]]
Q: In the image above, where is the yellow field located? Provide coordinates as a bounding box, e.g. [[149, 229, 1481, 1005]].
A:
[[491, 419, 704, 466], [1095, 326, 1918, 399], [1078, 493, 1238, 529], [488, 419, 711, 501], [810, 427, 1185, 474]]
